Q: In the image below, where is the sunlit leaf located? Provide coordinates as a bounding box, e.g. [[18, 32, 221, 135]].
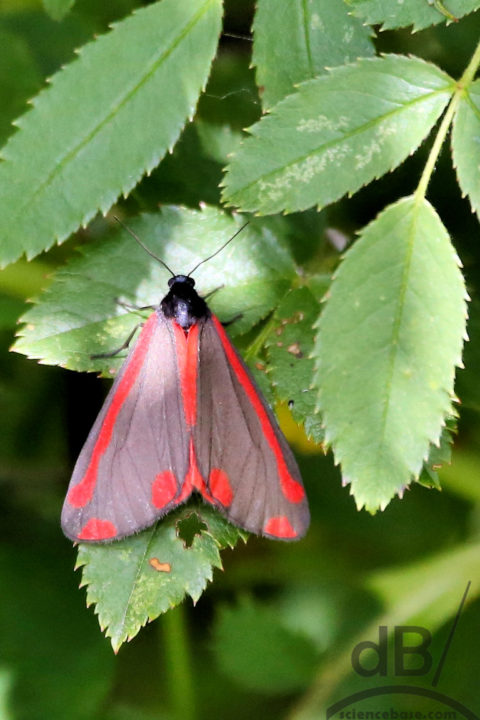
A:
[[14, 206, 295, 374], [252, 0, 374, 109], [314, 197, 467, 511], [0, 0, 222, 267], [223, 55, 453, 215]]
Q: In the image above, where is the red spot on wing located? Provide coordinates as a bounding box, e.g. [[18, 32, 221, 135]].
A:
[[68, 314, 157, 508], [211, 315, 305, 504], [209, 468, 233, 507], [152, 470, 178, 509], [78, 518, 118, 540], [264, 516, 297, 539], [173, 321, 199, 427]]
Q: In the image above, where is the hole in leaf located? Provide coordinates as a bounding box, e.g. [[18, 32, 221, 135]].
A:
[[177, 512, 207, 547]]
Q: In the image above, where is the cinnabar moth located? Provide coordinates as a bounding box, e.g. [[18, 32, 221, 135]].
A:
[[61, 224, 310, 543]]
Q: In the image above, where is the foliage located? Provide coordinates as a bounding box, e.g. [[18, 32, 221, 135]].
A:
[[1, 0, 480, 718]]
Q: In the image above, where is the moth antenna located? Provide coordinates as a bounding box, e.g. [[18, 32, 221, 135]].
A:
[[113, 216, 175, 277], [187, 221, 250, 277]]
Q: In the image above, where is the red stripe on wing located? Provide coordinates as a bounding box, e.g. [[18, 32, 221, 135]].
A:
[[67, 314, 157, 508], [211, 315, 305, 504], [173, 321, 199, 427]]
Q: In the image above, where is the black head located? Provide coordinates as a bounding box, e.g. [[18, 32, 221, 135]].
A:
[[168, 275, 195, 288], [161, 274, 208, 329]]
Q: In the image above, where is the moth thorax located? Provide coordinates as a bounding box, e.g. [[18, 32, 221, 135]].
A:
[[174, 299, 195, 329]]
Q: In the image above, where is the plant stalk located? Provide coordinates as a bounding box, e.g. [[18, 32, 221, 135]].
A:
[[415, 37, 480, 203], [162, 605, 196, 720]]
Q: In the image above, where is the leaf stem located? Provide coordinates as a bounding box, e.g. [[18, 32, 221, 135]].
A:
[[415, 37, 480, 203], [162, 604, 196, 720]]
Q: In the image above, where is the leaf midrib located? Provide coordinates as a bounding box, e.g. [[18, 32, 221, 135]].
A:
[[10, 0, 217, 226], [301, 0, 314, 77], [376, 199, 418, 471], [116, 525, 158, 644]]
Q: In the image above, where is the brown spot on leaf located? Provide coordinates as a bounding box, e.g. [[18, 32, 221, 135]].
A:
[[255, 361, 266, 371], [149, 558, 171, 573], [287, 342, 303, 358]]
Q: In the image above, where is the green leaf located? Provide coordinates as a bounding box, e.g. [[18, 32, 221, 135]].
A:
[[314, 197, 467, 512], [77, 504, 246, 652], [266, 284, 327, 444], [213, 597, 318, 693], [346, 0, 480, 31], [42, 0, 76, 22], [0, 0, 222, 267], [14, 206, 296, 374], [222, 55, 454, 215], [252, 0, 374, 109], [452, 80, 480, 219]]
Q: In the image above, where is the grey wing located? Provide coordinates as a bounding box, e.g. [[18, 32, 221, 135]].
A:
[[193, 316, 310, 540], [61, 312, 190, 542]]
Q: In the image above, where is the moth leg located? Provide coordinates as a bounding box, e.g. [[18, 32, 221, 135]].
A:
[[91, 322, 144, 359], [115, 297, 156, 312], [222, 313, 243, 328], [202, 285, 224, 301]]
